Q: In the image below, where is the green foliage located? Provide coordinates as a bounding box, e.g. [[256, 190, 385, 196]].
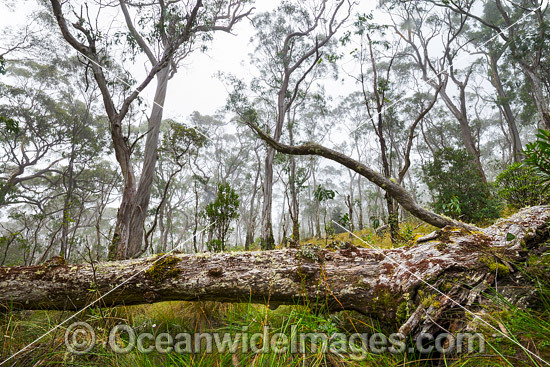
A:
[[161, 120, 206, 163], [506, 233, 516, 241], [441, 194, 461, 218], [495, 162, 547, 209], [0, 115, 18, 134], [337, 213, 350, 229], [313, 185, 335, 203], [0, 181, 16, 206], [205, 238, 224, 253], [524, 129, 550, 189], [398, 223, 415, 246], [241, 107, 258, 125], [203, 182, 240, 252], [422, 148, 500, 224], [314, 184, 336, 243], [370, 215, 380, 230], [325, 222, 335, 237], [0, 232, 24, 266]]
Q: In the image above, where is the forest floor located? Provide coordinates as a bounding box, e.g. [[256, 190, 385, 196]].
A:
[[295, 221, 438, 250], [1, 218, 550, 366]]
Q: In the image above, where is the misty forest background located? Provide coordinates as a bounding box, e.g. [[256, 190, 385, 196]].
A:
[[4, 1, 550, 366], [1, 0, 549, 266]]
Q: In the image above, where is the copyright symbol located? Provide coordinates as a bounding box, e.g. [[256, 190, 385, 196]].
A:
[[65, 321, 96, 354]]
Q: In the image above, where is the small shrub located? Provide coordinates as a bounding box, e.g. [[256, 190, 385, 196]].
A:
[[398, 223, 415, 246], [524, 129, 550, 191], [495, 162, 547, 209], [203, 182, 240, 252], [206, 239, 224, 253], [421, 148, 500, 224]]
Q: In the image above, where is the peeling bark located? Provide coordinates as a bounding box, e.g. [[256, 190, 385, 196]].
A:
[[1, 206, 549, 336]]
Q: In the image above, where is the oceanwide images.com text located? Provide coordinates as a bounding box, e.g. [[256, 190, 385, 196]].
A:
[[65, 322, 485, 358]]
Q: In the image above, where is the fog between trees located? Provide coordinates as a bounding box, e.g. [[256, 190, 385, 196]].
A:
[[0, 0, 549, 264]]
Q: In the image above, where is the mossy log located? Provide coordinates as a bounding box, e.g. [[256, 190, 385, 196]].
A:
[[1, 206, 550, 336]]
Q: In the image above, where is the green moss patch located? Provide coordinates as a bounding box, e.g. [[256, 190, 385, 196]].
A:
[[145, 254, 182, 284], [479, 255, 510, 277]]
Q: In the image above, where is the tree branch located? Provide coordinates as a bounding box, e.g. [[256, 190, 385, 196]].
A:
[[242, 119, 479, 231]]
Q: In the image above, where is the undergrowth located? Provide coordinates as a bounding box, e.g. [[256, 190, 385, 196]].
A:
[[296, 220, 438, 250], [2, 289, 550, 366]]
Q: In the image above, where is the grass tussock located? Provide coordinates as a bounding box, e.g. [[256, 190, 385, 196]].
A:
[[296, 220, 438, 250]]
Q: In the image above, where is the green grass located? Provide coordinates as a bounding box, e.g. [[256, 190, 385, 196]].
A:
[[296, 220, 438, 250], [0, 294, 550, 367], [3, 283, 549, 366]]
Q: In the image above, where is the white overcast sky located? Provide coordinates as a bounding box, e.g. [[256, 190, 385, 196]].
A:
[[154, 0, 377, 125]]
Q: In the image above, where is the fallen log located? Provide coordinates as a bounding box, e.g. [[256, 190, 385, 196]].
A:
[[1, 206, 549, 336]]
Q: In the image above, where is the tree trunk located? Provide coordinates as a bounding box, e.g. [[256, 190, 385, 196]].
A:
[[50, 0, 224, 260], [60, 128, 76, 259], [192, 181, 200, 253], [288, 125, 300, 242], [2, 206, 549, 337], [372, 79, 399, 242], [347, 171, 355, 233], [438, 87, 487, 183], [260, 78, 287, 250], [125, 67, 170, 258], [345, 194, 354, 241], [260, 146, 276, 250], [442, 0, 550, 129], [312, 165, 321, 238], [278, 191, 287, 246], [245, 157, 261, 251], [385, 195, 399, 243], [357, 176, 364, 230], [488, 52, 522, 162], [523, 67, 550, 130]]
